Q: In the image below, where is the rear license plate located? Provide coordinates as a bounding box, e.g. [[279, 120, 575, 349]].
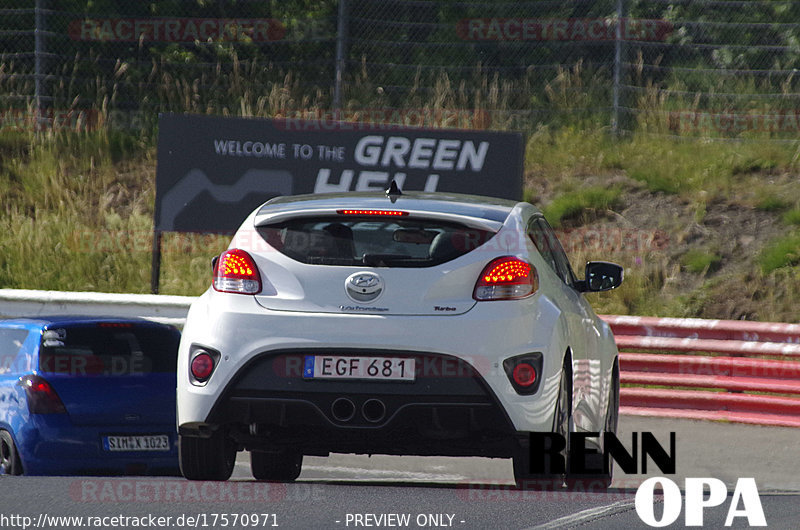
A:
[[103, 435, 170, 452], [304, 356, 415, 381]]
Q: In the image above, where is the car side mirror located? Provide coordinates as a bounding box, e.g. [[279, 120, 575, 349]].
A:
[[578, 261, 624, 292]]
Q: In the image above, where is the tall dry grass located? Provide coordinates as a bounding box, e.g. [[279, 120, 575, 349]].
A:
[[1, 56, 799, 321]]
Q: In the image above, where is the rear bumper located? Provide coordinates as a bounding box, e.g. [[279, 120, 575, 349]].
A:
[[178, 291, 569, 435], [15, 416, 179, 476], [181, 349, 522, 457]]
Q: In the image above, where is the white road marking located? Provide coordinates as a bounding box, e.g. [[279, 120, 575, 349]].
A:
[[528, 500, 637, 529], [302, 464, 467, 482]]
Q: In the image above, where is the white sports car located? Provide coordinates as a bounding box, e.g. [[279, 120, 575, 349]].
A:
[[177, 186, 622, 485]]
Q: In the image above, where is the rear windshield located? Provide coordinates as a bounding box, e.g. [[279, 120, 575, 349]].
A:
[[39, 324, 179, 376], [258, 217, 496, 267]]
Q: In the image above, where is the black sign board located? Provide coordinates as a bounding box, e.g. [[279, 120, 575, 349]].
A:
[[155, 114, 524, 234]]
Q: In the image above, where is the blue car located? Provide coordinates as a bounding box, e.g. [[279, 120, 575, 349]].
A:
[[0, 316, 180, 475]]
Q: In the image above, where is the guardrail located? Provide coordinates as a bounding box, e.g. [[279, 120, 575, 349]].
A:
[[2, 290, 798, 428], [0, 289, 194, 327], [602, 315, 800, 428]]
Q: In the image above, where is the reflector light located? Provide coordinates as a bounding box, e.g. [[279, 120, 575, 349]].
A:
[[19, 375, 67, 414], [336, 209, 408, 217], [213, 249, 262, 294], [473, 257, 537, 301], [502, 354, 543, 395], [191, 353, 215, 381], [512, 363, 537, 387], [97, 322, 134, 328]]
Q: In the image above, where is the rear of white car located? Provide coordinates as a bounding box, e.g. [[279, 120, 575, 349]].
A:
[[177, 191, 620, 483]]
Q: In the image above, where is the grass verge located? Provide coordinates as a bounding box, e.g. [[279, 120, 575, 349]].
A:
[[1, 119, 799, 320]]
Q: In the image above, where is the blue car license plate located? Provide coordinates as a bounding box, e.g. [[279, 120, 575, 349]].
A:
[[103, 435, 170, 452]]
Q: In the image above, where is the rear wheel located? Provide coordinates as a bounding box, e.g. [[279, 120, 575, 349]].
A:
[[513, 354, 572, 488], [0, 430, 23, 475], [595, 361, 620, 488], [179, 431, 236, 481], [566, 361, 618, 490], [250, 450, 303, 482]]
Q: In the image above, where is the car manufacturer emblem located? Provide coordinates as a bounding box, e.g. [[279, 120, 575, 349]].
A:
[[345, 272, 384, 303]]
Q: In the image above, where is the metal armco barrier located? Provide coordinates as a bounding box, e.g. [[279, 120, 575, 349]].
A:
[[0, 289, 194, 326], [602, 315, 800, 428], [1, 290, 799, 428]]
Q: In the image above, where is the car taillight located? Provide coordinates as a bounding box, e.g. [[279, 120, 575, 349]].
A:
[[19, 375, 66, 414], [213, 249, 262, 294], [190, 352, 215, 382], [473, 256, 537, 301]]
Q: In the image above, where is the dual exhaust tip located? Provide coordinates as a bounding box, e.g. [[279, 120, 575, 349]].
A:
[[331, 397, 386, 423]]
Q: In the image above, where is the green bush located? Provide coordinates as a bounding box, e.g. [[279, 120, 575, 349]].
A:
[[755, 194, 790, 212], [681, 249, 722, 274], [759, 233, 800, 273], [542, 187, 623, 227], [782, 209, 800, 225]]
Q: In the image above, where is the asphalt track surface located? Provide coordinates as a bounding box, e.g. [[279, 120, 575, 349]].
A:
[[1, 416, 798, 529]]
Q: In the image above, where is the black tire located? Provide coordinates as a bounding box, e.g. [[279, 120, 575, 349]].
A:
[[596, 361, 620, 487], [566, 361, 618, 490], [250, 450, 303, 482], [179, 431, 236, 481], [0, 430, 23, 475], [513, 354, 572, 488], [553, 359, 574, 474]]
